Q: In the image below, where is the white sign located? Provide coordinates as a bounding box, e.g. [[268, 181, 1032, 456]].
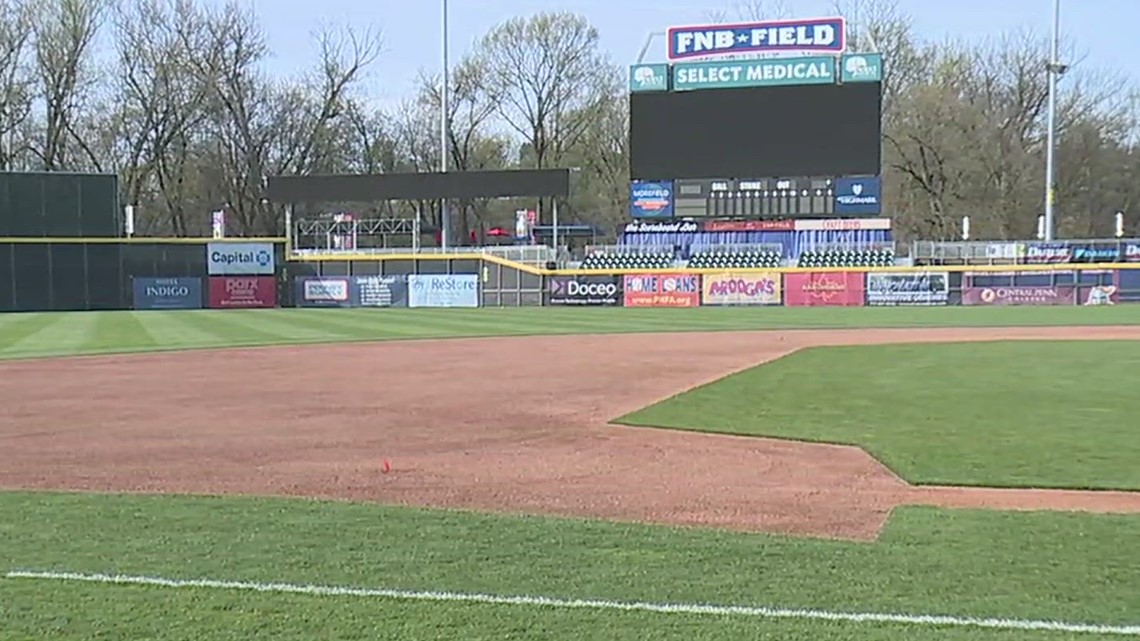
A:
[[303, 279, 348, 302], [407, 274, 479, 308], [207, 242, 275, 275]]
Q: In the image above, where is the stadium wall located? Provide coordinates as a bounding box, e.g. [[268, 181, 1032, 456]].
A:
[[2, 239, 1139, 311]]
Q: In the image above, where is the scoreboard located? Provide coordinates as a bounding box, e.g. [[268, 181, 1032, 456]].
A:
[[673, 177, 836, 218]]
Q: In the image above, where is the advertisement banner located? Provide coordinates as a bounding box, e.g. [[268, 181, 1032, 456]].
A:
[[833, 176, 881, 215], [1021, 243, 1072, 264], [866, 272, 949, 306], [623, 273, 701, 307], [629, 63, 669, 92], [1069, 243, 1121, 263], [667, 17, 846, 60], [408, 274, 480, 308], [295, 277, 351, 308], [840, 53, 882, 82], [132, 277, 203, 310], [785, 271, 865, 307], [1081, 285, 1119, 305], [354, 276, 409, 307], [673, 56, 836, 91], [547, 276, 622, 306], [701, 272, 781, 306], [623, 220, 699, 234], [629, 181, 674, 219], [208, 276, 277, 308], [207, 242, 275, 275], [961, 286, 1077, 306], [1125, 243, 1140, 263]]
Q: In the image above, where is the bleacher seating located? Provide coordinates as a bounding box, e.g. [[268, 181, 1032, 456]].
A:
[[797, 248, 895, 268], [580, 251, 673, 270], [686, 248, 782, 269]]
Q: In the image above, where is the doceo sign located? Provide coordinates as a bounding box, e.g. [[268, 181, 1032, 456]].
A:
[[207, 242, 275, 275], [668, 17, 845, 60], [701, 272, 780, 305], [132, 277, 202, 310], [673, 56, 835, 91], [547, 276, 622, 306]]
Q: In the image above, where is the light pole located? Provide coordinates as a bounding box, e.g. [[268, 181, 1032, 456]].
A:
[[1043, 0, 1067, 241], [439, 0, 450, 251]]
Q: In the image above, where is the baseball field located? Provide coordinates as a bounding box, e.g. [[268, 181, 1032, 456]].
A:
[[2, 306, 1140, 640]]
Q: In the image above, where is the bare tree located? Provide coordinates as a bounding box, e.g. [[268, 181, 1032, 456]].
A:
[[475, 12, 617, 225], [32, 0, 106, 169], [0, 0, 36, 170]]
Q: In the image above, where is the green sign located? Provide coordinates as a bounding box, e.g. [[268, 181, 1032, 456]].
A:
[[629, 64, 669, 92], [840, 53, 882, 83], [672, 56, 835, 91]]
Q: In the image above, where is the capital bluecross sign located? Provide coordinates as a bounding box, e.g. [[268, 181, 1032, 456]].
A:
[[629, 181, 674, 219], [834, 176, 882, 215], [629, 64, 668, 92], [840, 53, 882, 83], [672, 56, 835, 91], [667, 17, 845, 61]]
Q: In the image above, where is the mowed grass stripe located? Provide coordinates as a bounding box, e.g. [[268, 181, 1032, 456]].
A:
[[9, 571, 1139, 637], [89, 312, 157, 352], [0, 312, 93, 357], [0, 579, 1086, 641], [0, 313, 66, 353], [159, 310, 289, 347], [2, 493, 1137, 625], [132, 311, 237, 347]]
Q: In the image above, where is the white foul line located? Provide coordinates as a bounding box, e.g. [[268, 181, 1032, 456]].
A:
[[6, 570, 1139, 636]]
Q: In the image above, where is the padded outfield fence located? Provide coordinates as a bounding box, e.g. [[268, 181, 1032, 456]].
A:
[[3, 237, 1140, 312]]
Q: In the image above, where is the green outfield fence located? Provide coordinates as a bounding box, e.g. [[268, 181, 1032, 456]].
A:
[[2, 238, 1140, 312]]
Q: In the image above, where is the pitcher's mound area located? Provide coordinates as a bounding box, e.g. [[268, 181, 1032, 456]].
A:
[[3, 326, 1140, 540]]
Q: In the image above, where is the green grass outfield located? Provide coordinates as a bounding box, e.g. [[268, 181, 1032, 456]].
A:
[[619, 340, 1140, 490], [1, 304, 1139, 360], [4, 307, 1140, 639], [2, 492, 1139, 641]]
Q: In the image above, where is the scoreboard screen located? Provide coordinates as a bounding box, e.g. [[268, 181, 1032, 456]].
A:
[[629, 82, 881, 182], [673, 177, 836, 218]]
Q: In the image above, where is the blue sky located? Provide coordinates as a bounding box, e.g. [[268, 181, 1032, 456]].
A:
[[214, 0, 1137, 106]]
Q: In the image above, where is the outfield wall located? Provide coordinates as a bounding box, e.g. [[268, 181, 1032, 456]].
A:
[[2, 238, 1138, 311]]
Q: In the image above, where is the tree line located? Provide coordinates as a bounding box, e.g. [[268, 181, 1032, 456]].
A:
[[0, 0, 1136, 242]]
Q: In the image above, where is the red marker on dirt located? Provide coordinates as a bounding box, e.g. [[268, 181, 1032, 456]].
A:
[[381, 459, 391, 474]]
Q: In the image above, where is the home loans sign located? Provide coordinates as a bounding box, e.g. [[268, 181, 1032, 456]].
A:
[[667, 17, 846, 61]]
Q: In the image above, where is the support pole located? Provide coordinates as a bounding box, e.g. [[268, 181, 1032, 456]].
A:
[[1043, 0, 1062, 241], [439, 0, 450, 251]]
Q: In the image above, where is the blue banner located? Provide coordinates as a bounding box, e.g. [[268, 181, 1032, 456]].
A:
[[408, 274, 480, 308], [132, 277, 203, 310], [630, 181, 674, 218], [294, 275, 409, 308], [354, 276, 408, 307], [834, 176, 881, 215], [668, 17, 845, 61]]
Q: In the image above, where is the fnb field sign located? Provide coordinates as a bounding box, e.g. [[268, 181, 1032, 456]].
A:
[[668, 17, 845, 61]]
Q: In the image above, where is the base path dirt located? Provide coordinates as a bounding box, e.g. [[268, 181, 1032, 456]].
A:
[[3, 325, 1140, 541]]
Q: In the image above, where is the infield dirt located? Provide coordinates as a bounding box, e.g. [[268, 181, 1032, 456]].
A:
[[3, 325, 1139, 540]]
